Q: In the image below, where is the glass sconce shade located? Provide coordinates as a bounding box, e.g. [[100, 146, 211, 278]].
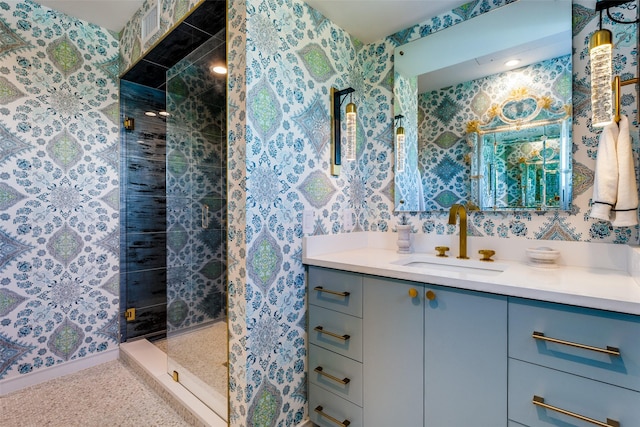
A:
[[344, 102, 357, 161], [396, 126, 405, 173], [590, 29, 613, 127]]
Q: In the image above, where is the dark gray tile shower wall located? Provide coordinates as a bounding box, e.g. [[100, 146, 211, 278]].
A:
[[120, 80, 168, 340]]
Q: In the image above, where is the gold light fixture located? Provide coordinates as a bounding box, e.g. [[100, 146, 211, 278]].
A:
[[590, 28, 613, 127], [589, 0, 639, 127], [394, 114, 405, 173], [330, 87, 356, 176]]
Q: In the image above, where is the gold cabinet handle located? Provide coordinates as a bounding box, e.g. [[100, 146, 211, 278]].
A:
[[426, 290, 436, 301], [314, 405, 351, 427], [408, 288, 418, 298], [532, 396, 620, 427], [314, 366, 350, 385], [314, 326, 350, 341], [314, 286, 350, 297], [532, 331, 620, 356]]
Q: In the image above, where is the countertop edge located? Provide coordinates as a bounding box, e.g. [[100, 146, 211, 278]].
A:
[[303, 251, 640, 316]]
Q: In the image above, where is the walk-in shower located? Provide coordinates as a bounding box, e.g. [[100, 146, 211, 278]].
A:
[[119, 0, 228, 420]]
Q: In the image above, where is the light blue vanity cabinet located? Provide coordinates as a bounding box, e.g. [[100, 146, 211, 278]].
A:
[[306, 267, 508, 427], [362, 276, 424, 426], [507, 298, 640, 427], [423, 283, 508, 427], [306, 264, 640, 426], [362, 275, 508, 427]]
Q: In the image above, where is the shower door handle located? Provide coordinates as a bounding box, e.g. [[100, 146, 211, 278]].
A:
[[202, 204, 209, 229]]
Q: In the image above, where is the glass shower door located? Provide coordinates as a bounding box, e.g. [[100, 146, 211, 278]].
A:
[[165, 31, 228, 418]]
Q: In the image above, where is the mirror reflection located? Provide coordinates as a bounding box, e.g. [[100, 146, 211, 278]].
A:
[[468, 92, 572, 210], [393, 0, 572, 212]]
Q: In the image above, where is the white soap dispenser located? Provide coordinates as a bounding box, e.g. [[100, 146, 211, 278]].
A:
[[396, 214, 413, 254]]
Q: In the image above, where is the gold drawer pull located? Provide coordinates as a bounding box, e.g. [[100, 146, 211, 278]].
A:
[[314, 405, 351, 427], [532, 331, 621, 356], [314, 286, 350, 297], [532, 395, 620, 427], [314, 366, 351, 385], [314, 326, 350, 341]]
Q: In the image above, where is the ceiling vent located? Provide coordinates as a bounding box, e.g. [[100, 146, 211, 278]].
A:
[[141, 1, 160, 45]]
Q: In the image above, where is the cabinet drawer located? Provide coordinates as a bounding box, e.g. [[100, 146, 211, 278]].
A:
[[309, 306, 362, 362], [309, 267, 363, 317], [309, 344, 363, 406], [509, 298, 640, 391], [509, 358, 640, 427], [310, 383, 363, 427]]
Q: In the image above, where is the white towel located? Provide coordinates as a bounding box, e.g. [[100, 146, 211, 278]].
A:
[[612, 116, 638, 226], [590, 120, 619, 221]]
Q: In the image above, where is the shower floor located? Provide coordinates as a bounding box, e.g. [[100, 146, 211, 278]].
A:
[[154, 321, 228, 402]]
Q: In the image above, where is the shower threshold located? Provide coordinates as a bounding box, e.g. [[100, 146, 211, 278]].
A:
[[120, 339, 227, 427]]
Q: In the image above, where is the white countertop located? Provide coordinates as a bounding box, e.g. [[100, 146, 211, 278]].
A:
[[303, 233, 640, 316]]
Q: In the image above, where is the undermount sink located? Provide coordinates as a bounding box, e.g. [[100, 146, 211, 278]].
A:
[[391, 255, 507, 276]]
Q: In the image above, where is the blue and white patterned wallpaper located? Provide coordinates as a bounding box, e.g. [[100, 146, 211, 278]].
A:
[[119, 0, 640, 426], [0, 1, 120, 382]]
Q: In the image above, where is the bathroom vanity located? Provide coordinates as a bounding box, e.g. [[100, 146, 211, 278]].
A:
[[303, 233, 640, 427]]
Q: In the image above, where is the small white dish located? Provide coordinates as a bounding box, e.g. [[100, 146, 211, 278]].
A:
[[526, 247, 560, 268]]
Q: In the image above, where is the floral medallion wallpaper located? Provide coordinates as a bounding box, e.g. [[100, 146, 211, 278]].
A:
[[0, 1, 120, 381]]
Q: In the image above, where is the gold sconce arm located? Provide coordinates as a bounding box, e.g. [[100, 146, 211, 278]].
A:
[[613, 75, 639, 123]]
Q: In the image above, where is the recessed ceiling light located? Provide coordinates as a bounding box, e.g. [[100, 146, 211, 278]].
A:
[[145, 111, 157, 117], [158, 111, 170, 117], [211, 65, 227, 75], [505, 59, 520, 67]]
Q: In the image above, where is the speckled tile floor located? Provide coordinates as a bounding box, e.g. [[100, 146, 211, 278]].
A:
[[0, 360, 193, 427]]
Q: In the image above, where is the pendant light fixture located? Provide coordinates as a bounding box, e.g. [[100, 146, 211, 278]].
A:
[[590, 27, 613, 127], [589, 0, 639, 127]]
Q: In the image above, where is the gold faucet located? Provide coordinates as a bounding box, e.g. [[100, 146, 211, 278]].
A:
[[448, 204, 469, 259]]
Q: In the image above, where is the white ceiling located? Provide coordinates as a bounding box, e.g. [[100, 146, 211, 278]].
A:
[[36, 0, 145, 33], [304, 0, 466, 44], [35, 0, 465, 41]]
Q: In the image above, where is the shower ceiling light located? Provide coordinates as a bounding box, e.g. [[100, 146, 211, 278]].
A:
[[211, 65, 227, 75]]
